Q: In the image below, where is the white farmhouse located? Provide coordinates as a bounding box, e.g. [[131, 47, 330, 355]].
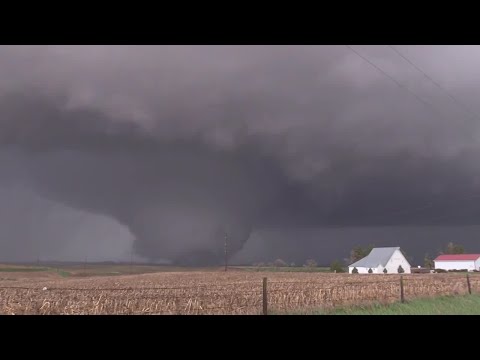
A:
[[348, 247, 411, 274], [433, 254, 480, 272]]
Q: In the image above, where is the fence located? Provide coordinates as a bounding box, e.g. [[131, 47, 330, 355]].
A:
[[0, 274, 478, 315]]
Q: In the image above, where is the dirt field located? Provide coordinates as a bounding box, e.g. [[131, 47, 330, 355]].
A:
[[1, 266, 478, 315]]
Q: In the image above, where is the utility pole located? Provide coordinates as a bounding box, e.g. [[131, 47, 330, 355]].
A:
[[130, 248, 134, 274], [84, 256, 87, 273], [224, 232, 228, 272]]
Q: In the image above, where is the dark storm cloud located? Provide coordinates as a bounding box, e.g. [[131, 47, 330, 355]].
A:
[[1, 45, 480, 264]]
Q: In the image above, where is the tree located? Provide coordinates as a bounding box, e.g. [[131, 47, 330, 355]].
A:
[[253, 262, 265, 271], [273, 258, 288, 267], [352, 267, 359, 274], [330, 260, 345, 273], [368, 268, 373, 274], [398, 265, 405, 274], [349, 244, 375, 264], [424, 253, 434, 269], [444, 242, 465, 255], [304, 259, 318, 268], [383, 268, 388, 274]]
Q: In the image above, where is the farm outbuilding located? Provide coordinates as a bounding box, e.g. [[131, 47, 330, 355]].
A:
[[433, 254, 480, 272], [348, 247, 411, 274]]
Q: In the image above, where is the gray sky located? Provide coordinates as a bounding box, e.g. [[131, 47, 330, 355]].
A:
[[1, 45, 480, 265]]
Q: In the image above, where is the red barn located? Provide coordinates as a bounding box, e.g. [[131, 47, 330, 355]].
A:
[[434, 254, 480, 272]]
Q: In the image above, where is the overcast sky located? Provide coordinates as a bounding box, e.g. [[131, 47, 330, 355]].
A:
[[1, 45, 480, 265]]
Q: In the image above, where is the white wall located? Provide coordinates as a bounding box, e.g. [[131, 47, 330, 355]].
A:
[[434, 260, 475, 271], [384, 249, 411, 274], [476, 259, 480, 271], [348, 266, 380, 274]]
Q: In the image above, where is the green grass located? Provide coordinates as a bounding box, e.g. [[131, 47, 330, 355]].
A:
[[0, 263, 334, 277], [290, 294, 480, 315], [0, 267, 50, 272], [0, 263, 170, 277], [55, 269, 71, 278], [63, 265, 220, 277], [232, 266, 331, 273]]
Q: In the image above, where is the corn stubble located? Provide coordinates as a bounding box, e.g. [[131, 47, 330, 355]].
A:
[[0, 272, 476, 315]]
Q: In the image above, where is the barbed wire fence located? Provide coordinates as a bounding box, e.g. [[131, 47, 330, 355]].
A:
[[0, 274, 478, 315]]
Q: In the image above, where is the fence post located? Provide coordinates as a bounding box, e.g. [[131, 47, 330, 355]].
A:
[[400, 275, 405, 303], [262, 277, 268, 315], [467, 273, 472, 295]]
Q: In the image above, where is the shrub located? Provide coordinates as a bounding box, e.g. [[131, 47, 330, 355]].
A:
[[350, 244, 375, 263], [352, 267, 359, 274], [304, 259, 318, 268], [368, 268, 373, 274], [424, 253, 434, 269], [398, 265, 405, 274], [330, 260, 346, 273], [383, 268, 388, 274], [435, 269, 447, 273], [444, 242, 465, 255], [273, 259, 288, 267]]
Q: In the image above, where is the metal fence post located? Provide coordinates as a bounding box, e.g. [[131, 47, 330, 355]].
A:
[[263, 277, 268, 315], [467, 273, 472, 295], [400, 275, 405, 303]]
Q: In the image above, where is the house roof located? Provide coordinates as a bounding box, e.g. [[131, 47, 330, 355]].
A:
[[434, 254, 480, 261], [349, 247, 402, 268]]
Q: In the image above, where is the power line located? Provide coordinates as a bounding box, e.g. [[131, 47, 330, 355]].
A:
[[387, 45, 480, 121], [344, 45, 447, 121], [224, 231, 228, 272], [344, 45, 480, 224]]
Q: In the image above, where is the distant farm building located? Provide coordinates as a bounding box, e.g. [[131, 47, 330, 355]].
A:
[[434, 254, 480, 272], [411, 267, 431, 274], [348, 247, 411, 274]]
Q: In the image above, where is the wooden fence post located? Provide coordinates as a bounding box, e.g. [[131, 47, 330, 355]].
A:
[[467, 273, 472, 295], [400, 275, 405, 303], [263, 277, 268, 315]]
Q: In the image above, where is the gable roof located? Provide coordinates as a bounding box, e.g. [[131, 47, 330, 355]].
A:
[[349, 247, 402, 268], [434, 254, 480, 261]]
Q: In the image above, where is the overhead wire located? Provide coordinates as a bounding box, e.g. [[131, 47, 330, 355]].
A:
[[387, 45, 480, 121], [343, 45, 480, 223], [345, 45, 446, 119]]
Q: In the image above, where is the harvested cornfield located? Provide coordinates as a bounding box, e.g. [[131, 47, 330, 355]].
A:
[[0, 271, 478, 314]]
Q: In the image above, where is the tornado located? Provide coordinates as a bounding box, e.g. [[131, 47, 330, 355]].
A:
[[1, 46, 480, 264]]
